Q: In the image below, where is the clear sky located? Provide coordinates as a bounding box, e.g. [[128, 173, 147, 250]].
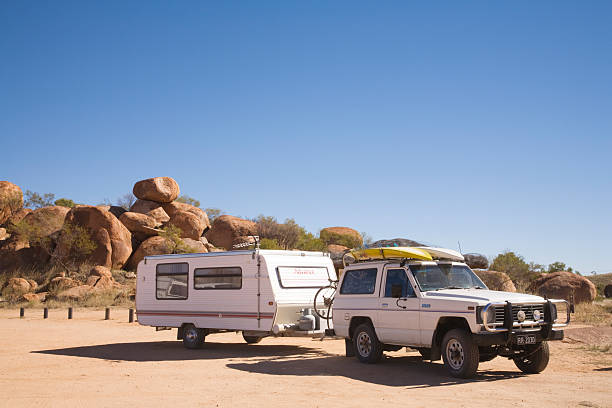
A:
[[1, 1, 611, 274]]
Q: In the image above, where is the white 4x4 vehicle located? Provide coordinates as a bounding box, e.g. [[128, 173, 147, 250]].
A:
[[330, 247, 570, 378]]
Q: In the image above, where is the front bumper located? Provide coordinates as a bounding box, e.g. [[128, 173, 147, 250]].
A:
[[473, 328, 564, 347]]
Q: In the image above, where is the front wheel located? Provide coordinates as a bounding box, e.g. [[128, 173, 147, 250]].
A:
[[513, 342, 550, 374], [243, 334, 263, 344], [182, 324, 205, 349], [441, 329, 479, 378], [353, 323, 383, 364]]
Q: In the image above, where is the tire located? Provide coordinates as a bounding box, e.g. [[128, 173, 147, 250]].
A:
[[353, 323, 384, 364], [441, 329, 480, 378], [513, 342, 550, 374], [182, 324, 205, 349], [242, 334, 262, 344]]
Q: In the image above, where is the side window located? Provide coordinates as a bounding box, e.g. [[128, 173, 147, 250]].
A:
[[340, 268, 378, 294], [156, 263, 189, 300], [384, 268, 415, 298], [194, 267, 242, 290]]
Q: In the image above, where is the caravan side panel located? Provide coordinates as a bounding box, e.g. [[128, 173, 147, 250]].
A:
[[136, 253, 276, 332]]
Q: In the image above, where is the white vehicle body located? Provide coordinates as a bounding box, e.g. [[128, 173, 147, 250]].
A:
[[136, 250, 337, 339], [332, 259, 570, 377]]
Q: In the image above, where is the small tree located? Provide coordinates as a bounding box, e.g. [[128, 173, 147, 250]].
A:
[[158, 225, 199, 254], [24, 190, 55, 209], [176, 195, 200, 207], [295, 230, 327, 252], [547, 262, 573, 273], [116, 193, 136, 210], [490, 251, 537, 289], [54, 198, 76, 208], [205, 208, 223, 223]]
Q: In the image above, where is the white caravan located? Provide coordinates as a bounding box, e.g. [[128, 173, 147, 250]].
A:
[[136, 250, 337, 348]]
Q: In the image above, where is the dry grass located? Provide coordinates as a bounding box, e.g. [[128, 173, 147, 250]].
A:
[[572, 301, 612, 326], [0, 263, 135, 309]]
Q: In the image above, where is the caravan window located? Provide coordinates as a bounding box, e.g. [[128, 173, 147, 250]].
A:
[[276, 266, 331, 288], [156, 263, 189, 300], [194, 267, 242, 290]]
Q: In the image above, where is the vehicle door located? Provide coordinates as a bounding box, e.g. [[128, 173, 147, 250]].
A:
[[377, 266, 420, 345]]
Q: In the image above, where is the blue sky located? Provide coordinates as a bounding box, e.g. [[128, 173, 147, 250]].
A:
[[1, 1, 611, 273]]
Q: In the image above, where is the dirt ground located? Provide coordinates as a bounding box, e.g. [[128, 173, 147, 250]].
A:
[[0, 308, 610, 408]]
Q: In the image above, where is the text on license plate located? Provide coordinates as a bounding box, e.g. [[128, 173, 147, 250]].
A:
[[516, 335, 536, 345]]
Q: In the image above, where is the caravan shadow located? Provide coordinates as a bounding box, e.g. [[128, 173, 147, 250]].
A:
[[33, 340, 329, 362], [227, 354, 525, 387]]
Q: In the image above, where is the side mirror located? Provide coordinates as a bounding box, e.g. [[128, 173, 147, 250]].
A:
[[391, 284, 403, 298]]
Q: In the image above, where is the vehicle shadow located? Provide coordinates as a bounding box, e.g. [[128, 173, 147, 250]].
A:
[[227, 355, 526, 388], [33, 340, 329, 362]]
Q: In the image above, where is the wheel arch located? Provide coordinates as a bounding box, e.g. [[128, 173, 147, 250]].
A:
[[348, 316, 373, 339], [430, 316, 472, 360]]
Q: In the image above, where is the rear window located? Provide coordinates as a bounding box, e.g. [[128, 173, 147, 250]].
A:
[[276, 266, 331, 288], [340, 268, 378, 294]]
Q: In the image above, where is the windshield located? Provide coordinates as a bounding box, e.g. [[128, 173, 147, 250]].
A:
[[409, 264, 487, 291]]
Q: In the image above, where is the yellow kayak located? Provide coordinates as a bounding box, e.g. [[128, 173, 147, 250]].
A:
[[348, 247, 433, 261]]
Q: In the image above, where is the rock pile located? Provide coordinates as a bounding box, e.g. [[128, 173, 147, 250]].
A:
[[528, 271, 597, 304], [473, 270, 516, 292]]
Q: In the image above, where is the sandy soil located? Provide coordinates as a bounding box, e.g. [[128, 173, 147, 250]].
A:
[[0, 308, 610, 408]]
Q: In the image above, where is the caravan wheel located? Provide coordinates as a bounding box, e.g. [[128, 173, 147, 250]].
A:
[[182, 324, 205, 349], [242, 334, 262, 344]]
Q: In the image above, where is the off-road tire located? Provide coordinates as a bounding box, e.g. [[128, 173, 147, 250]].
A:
[[441, 329, 480, 378], [353, 323, 383, 364], [243, 334, 263, 344], [182, 324, 205, 349], [513, 341, 550, 374]]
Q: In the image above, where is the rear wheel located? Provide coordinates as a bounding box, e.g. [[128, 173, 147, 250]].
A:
[[353, 323, 383, 364], [441, 329, 479, 378], [513, 342, 550, 374], [182, 324, 205, 349], [242, 334, 262, 344]]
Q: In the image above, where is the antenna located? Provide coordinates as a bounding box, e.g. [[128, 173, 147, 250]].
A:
[[458, 241, 462, 254]]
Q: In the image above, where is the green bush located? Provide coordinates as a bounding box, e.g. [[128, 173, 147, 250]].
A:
[[259, 238, 283, 249], [158, 225, 199, 254], [54, 198, 75, 208]]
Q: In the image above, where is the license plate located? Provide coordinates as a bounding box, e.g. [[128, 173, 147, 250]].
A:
[[516, 335, 536, 345]]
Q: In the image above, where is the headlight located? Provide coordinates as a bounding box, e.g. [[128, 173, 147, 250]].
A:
[[485, 306, 496, 324], [477, 306, 496, 324]]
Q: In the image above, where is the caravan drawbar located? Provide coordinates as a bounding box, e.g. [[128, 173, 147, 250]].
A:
[[136, 249, 337, 348]]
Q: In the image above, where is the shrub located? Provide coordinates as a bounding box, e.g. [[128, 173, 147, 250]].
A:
[[295, 231, 327, 252], [54, 198, 76, 208], [158, 224, 199, 254], [259, 238, 282, 249]]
